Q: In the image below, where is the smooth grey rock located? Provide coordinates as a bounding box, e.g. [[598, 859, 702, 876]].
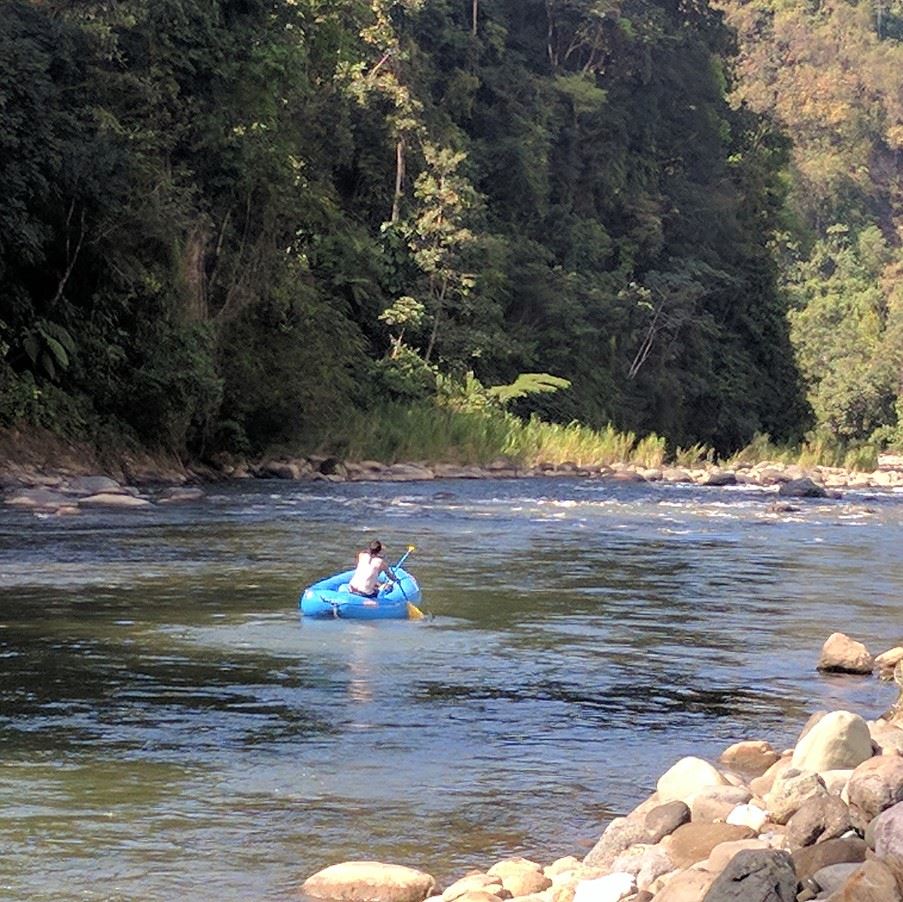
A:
[[63, 475, 124, 496], [701, 849, 796, 901], [702, 470, 737, 486], [644, 801, 691, 843], [810, 862, 862, 894], [583, 817, 648, 869], [785, 795, 851, 850], [777, 477, 826, 498]]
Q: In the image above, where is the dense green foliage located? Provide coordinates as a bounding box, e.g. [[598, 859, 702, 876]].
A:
[[2, 0, 895, 461], [720, 0, 903, 448]]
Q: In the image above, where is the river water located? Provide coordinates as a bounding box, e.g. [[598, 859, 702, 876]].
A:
[[1, 478, 901, 900]]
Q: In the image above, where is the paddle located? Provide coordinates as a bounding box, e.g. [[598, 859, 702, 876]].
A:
[[386, 545, 424, 620], [393, 544, 416, 571]]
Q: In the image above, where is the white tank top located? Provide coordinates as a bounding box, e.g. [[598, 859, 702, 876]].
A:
[[349, 552, 384, 594]]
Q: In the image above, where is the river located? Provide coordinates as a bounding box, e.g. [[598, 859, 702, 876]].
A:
[[1, 477, 901, 900]]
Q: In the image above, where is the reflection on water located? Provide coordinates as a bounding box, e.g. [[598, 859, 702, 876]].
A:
[[0, 478, 901, 900]]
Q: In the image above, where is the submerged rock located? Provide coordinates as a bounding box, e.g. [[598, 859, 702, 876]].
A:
[[157, 487, 205, 504]]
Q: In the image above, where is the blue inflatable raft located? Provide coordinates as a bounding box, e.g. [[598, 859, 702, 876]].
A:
[[299, 567, 423, 620]]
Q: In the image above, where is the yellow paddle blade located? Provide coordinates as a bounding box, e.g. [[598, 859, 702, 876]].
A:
[[407, 602, 424, 620]]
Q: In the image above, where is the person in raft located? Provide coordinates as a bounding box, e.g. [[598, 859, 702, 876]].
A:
[[348, 540, 397, 597]]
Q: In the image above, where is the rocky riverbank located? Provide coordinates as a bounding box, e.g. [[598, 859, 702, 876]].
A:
[[4, 431, 903, 515], [300, 635, 903, 902]]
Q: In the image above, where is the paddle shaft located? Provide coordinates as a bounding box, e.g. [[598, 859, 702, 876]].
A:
[[393, 547, 414, 571]]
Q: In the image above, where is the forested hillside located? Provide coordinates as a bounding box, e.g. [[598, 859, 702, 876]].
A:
[[719, 0, 903, 448], [0, 0, 898, 461]]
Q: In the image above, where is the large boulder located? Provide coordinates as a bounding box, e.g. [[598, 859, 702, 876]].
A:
[[809, 862, 862, 895], [872, 800, 903, 858], [656, 757, 729, 804], [487, 859, 542, 879], [702, 470, 737, 487], [825, 859, 903, 901], [302, 862, 436, 902], [791, 710, 873, 772], [583, 818, 648, 869], [749, 756, 793, 798], [690, 786, 752, 824], [634, 847, 674, 892], [791, 837, 868, 882], [718, 740, 780, 777], [778, 477, 827, 498], [870, 720, 903, 755], [649, 868, 717, 901], [663, 823, 755, 869], [876, 648, 903, 680], [766, 770, 829, 825], [701, 849, 797, 901], [643, 801, 691, 843], [846, 755, 903, 831], [817, 634, 875, 674], [63, 475, 125, 496], [785, 795, 851, 849], [704, 839, 772, 873], [498, 869, 550, 897]]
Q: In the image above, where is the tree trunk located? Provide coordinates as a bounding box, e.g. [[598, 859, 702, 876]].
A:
[[391, 137, 406, 224], [472, 0, 478, 36], [182, 223, 209, 322]]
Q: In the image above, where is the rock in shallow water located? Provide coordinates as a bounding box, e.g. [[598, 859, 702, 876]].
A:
[[78, 492, 153, 509], [817, 633, 874, 675], [302, 862, 436, 902]]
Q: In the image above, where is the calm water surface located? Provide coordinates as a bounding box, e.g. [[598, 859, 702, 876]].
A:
[[1, 478, 901, 900]]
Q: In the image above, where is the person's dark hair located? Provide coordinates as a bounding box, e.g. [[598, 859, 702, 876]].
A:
[[368, 540, 382, 557]]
